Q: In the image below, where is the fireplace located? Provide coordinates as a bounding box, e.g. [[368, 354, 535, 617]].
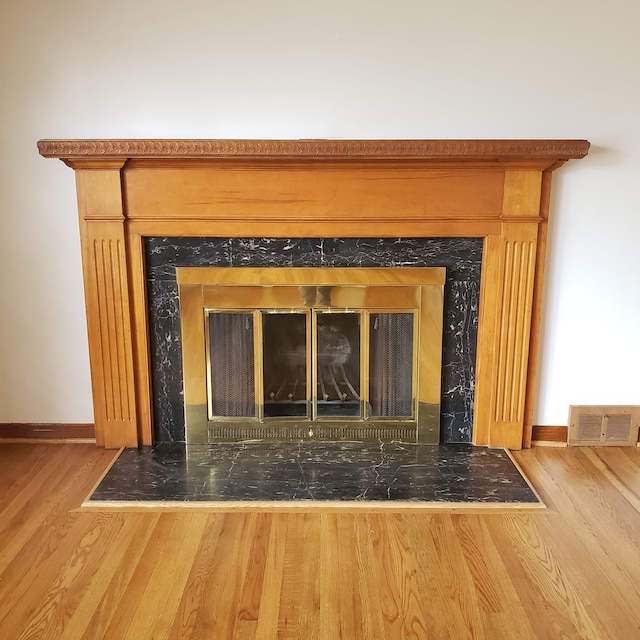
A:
[[37, 139, 589, 449]]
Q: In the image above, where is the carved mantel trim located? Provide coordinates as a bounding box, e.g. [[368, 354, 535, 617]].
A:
[[39, 139, 589, 450], [38, 138, 590, 164]]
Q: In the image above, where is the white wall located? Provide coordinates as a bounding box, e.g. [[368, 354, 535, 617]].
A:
[[1, 0, 638, 426]]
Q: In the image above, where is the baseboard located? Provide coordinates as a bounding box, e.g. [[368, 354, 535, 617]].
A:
[[0, 423, 95, 442], [531, 425, 568, 445]]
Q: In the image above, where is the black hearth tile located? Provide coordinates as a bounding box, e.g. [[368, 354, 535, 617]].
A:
[[87, 442, 541, 505]]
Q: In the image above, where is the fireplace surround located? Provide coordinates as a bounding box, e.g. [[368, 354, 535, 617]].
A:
[[146, 236, 481, 444], [38, 139, 589, 449]]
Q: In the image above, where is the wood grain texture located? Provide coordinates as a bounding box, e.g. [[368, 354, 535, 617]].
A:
[[124, 167, 505, 220], [1, 442, 640, 639]]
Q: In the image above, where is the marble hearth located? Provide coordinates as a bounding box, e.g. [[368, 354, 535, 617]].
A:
[[87, 441, 541, 506], [38, 139, 590, 450]]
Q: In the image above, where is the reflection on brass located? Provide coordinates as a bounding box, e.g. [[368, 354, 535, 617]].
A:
[[298, 285, 333, 307], [177, 267, 445, 444], [201, 285, 421, 310], [299, 286, 316, 307], [177, 267, 446, 286], [254, 310, 264, 422], [179, 285, 206, 409], [317, 286, 332, 306], [417, 402, 441, 444], [185, 404, 208, 443]]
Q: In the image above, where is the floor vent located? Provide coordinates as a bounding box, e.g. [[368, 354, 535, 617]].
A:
[[568, 406, 640, 446]]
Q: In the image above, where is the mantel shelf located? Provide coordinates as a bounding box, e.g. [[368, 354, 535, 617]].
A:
[[37, 138, 590, 166]]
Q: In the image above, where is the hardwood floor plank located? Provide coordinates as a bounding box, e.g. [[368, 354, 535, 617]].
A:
[[450, 514, 536, 640], [370, 512, 454, 638], [254, 514, 288, 639], [335, 515, 376, 640], [497, 447, 640, 638], [351, 514, 388, 639], [0, 444, 52, 504], [128, 513, 210, 639], [15, 513, 127, 640], [528, 508, 640, 638], [1, 444, 640, 638], [514, 448, 640, 631], [544, 448, 640, 546], [585, 447, 640, 511], [95, 512, 207, 638], [210, 514, 274, 639], [450, 514, 502, 613], [487, 513, 603, 638], [274, 514, 318, 640], [56, 513, 159, 639], [425, 515, 489, 639], [298, 514, 322, 637], [397, 515, 457, 639], [318, 513, 343, 639], [0, 447, 118, 637], [0, 447, 112, 570], [167, 513, 227, 639], [76, 513, 162, 639]]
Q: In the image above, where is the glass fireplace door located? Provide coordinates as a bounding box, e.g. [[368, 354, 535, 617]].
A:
[[178, 267, 445, 444]]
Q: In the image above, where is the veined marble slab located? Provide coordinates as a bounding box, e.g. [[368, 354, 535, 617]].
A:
[[86, 442, 541, 508]]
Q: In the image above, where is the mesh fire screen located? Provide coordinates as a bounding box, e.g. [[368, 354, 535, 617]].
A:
[[369, 313, 415, 418], [208, 313, 255, 417]]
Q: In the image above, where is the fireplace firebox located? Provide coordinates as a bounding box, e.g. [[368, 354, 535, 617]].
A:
[[178, 267, 445, 443]]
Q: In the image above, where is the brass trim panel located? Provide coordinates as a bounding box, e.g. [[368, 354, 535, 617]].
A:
[[177, 266, 446, 286], [178, 267, 445, 443]]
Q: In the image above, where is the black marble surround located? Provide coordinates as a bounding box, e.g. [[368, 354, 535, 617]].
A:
[[88, 442, 540, 505], [145, 238, 482, 443]]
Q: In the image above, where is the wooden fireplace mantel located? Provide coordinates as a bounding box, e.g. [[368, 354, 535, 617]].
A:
[[38, 139, 589, 449]]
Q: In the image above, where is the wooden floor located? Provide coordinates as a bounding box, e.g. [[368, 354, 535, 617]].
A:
[[1, 444, 639, 639]]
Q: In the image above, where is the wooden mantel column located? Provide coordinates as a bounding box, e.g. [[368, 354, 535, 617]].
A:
[[474, 171, 543, 448], [68, 159, 138, 448]]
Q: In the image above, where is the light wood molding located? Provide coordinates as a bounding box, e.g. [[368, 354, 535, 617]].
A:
[[0, 423, 95, 441], [40, 139, 589, 449], [531, 425, 568, 444]]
